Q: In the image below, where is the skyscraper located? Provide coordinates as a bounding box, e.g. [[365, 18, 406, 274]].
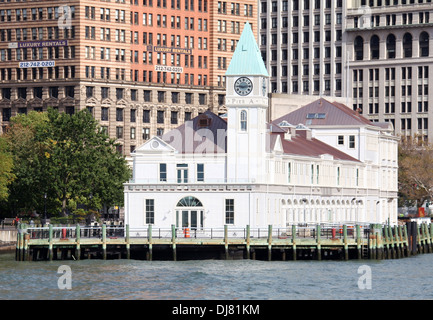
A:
[[259, 0, 346, 97], [345, 0, 433, 141]]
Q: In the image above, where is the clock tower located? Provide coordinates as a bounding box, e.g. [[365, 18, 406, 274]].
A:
[[225, 23, 270, 184]]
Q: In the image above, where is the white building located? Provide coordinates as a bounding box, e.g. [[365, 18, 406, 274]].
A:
[[124, 23, 399, 233]]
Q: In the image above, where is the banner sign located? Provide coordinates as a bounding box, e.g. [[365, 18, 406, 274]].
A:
[[19, 61, 56, 68], [154, 65, 183, 73], [148, 45, 192, 55], [9, 40, 68, 49]]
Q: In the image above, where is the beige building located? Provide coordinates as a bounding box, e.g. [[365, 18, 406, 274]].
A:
[[0, 0, 257, 157], [345, 0, 433, 141]]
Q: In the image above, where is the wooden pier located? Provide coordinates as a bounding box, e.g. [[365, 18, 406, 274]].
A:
[[15, 222, 433, 261]]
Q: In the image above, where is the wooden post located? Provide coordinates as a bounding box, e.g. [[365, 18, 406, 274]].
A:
[[15, 227, 20, 261], [267, 225, 272, 261], [316, 224, 321, 261], [24, 232, 30, 261], [18, 230, 24, 261], [403, 224, 409, 257], [376, 226, 383, 260], [412, 222, 418, 256], [224, 225, 228, 260], [429, 223, 433, 252], [343, 225, 348, 260], [102, 224, 107, 260], [48, 224, 53, 261], [148, 224, 153, 261], [423, 223, 431, 253], [171, 224, 177, 261], [384, 225, 391, 259], [395, 226, 401, 258], [417, 224, 423, 254], [292, 225, 297, 261], [356, 225, 362, 259], [126, 224, 130, 259], [75, 224, 81, 260], [246, 225, 251, 260]]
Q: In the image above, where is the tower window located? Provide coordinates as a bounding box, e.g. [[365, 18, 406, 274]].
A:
[[240, 110, 247, 131]]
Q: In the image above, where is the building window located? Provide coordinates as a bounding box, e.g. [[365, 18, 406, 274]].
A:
[[349, 135, 355, 148], [370, 35, 379, 59], [403, 33, 413, 58], [143, 110, 150, 123], [420, 31, 429, 57], [171, 111, 178, 124], [287, 162, 291, 183], [116, 108, 123, 121], [240, 110, 247, 131], [197, 163, 204, 182], [143, 128, 150, 140], [177, 164, 188, 183], [225, 199, 234, 224], [101, 107, 109, 121], [157, 110, 164, 124], [338, 135, 344, 145], [116, 126, 123, 139], [160, 163, 167, 182], [145, 199, 155, 224]]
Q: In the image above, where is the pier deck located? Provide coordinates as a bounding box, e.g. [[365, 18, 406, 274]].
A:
[[15, 222, 433, 261]]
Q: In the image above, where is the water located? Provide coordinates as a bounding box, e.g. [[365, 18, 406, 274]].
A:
[[1, 251, 433, 301]]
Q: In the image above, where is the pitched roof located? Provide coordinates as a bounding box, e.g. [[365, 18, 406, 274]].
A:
[[225, 23, 269, 77], [161, 111, 227, 154], [272, 98, 380, 127], [160, 110, 359, 162], [269, 131, 360, 162]]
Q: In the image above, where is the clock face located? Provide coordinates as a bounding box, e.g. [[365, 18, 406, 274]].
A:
[[234, 77, 253, 96]]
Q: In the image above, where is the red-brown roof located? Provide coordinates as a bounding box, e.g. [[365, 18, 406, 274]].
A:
[[269, 131, 360, 162], [273, 98, 378, 127]]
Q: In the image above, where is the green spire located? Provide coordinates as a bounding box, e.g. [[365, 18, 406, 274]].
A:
[[225, 23, 269, 77]]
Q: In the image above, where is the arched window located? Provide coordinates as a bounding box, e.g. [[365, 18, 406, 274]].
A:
[[386, 34, 396, 59], [176, 196, 203, 207], [240, 110, 247, 131], [370, 35, 380, 59], [420, 31, 429, 57], [354, 36, 364, 60], [403, 33, 413, 58]]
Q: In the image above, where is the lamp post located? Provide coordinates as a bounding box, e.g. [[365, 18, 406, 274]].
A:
[[43, 193, 47, 225]]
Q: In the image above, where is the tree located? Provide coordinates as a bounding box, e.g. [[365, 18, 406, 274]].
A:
[[2, 109, 131, 218], [0, 136, 15, 202], [2, 111, 49, 214], [398, 136, 433, 208]]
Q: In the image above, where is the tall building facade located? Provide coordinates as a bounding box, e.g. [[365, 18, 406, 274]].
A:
[[345, 0, 433, 141], [260, 0, 433, 141], [259, 0, 347, 97], [0, 0, 257, 156]]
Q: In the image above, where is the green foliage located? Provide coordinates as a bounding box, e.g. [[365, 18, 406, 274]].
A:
[[0, 136, 15, 202], [1, 108, 131, 218]]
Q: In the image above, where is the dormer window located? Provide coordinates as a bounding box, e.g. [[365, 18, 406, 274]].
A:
[[240, 110, 247, 131], [198, 114, 211, 127]]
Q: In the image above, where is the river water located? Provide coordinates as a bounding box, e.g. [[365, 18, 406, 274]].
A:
[[1, 250, 433, 302]]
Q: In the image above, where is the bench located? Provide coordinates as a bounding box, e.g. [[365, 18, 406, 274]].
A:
[[2, 218, 15, 226]]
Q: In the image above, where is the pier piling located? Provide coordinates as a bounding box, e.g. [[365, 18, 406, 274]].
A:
[[15, 222, 426, 262]]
